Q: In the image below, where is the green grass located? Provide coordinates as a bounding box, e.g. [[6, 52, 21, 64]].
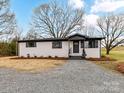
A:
[[102, 46, 124, 61]]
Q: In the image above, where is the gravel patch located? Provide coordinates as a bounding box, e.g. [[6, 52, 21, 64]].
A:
[[0, 60, 124, 93]]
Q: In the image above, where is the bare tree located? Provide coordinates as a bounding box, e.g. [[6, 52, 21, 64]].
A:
[[82, 25, 96, 36], [26, 28, 44, 39], [0, 0, 16, 41], [29, 1, 84, 38], [97, 15, 124, 55]]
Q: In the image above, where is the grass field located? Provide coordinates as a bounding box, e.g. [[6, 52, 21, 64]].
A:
[[0, 57, 66, 72], [94, 46, 124, 72], [102, 46, 124, 61]]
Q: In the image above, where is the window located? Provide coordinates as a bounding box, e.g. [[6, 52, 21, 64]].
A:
[[95, 40, 98, 48], [52, 41, 62, 48], [85, 41, 89, 48], [81, 41, 84, 48], [26, 42, 36, 47], [89, 40, 98, 48], [89, 41, 93, 48]]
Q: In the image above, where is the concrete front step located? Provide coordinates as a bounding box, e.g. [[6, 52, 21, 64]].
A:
[[69, 56, 85, 60]]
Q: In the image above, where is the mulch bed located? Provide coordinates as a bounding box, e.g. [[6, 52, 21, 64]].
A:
[[86, 56, 117, 61], [11, 57, 69, 60]]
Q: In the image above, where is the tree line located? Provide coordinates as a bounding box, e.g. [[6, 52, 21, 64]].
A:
[[0, 0, 21, 56], [0, 0, 124, 56]]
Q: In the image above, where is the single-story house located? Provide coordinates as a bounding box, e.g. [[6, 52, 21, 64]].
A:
[[18, 33, 104, 58]]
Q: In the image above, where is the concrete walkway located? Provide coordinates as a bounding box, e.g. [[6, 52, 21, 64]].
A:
[[0, 60, 124, 93]]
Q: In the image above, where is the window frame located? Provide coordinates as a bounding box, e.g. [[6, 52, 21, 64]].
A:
[[52, 41, 62, 49], [81, 41, 84, 48], [84, 41, 89, 48], [95, 40, 98, 48], [26, 42, 36, 48], [88, 40, 98, 48]]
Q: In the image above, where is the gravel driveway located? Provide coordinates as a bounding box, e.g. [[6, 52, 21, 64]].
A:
[[0, 60, 124, 93]]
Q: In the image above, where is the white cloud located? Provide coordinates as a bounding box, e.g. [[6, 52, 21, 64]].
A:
[[68, 0, 84, 9], [91, 0, 124, 13], [84, 14, 99, 26]]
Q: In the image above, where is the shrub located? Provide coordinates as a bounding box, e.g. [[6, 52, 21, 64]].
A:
[[48, 56, 52, 58], [27, 54, 30, 58], [20, 56, 24, 58], [34, 55, 37, 58], [55, 56, 58, 58], [117, 63, 124, 73]]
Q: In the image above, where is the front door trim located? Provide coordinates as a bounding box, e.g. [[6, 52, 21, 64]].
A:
[[73, 41, 79, 53]]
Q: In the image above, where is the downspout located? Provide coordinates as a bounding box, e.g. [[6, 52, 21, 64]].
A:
[[16, 41, 18, 56], [68, 40, 70, 58], [82, 40, 86, 58], [100, 40, 101, 58]]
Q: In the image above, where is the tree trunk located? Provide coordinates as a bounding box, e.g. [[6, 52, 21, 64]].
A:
[[106, 49, 110, 55]]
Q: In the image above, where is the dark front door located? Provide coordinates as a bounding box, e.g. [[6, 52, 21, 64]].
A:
[[73, 41, 79, 53]]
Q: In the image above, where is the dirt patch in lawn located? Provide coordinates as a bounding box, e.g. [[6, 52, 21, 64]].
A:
[[92, 61, 124, 74], [0, 57, 66, 72], [92, 61, 117, 71], [89, 47, 124, 74]]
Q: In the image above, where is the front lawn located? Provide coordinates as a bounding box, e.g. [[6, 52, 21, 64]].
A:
[[0, 57, 66, 72]]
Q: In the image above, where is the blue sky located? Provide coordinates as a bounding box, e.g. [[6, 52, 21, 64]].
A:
[[10, 0, 49, 33], [10, 0, 124, 33]]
